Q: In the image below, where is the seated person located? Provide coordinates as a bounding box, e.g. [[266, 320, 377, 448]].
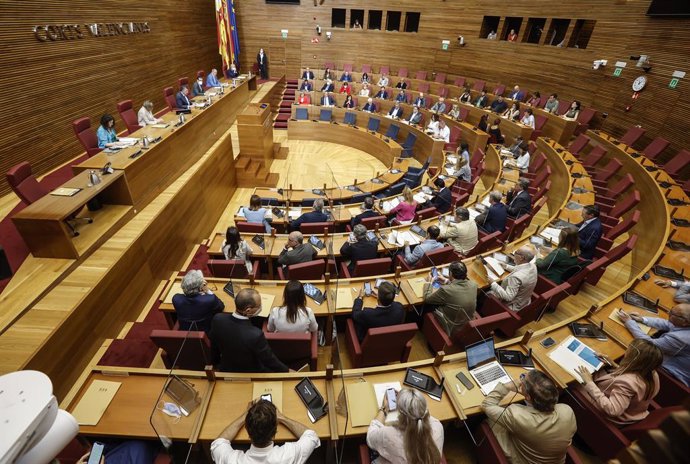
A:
[[406, 105, 423, 125], [268, 280, 318, 333], [508, 85, 524, 101], [432, 119, 450, 143], [506, 136, 524, 156], [425, 113, 440, 134], [137, 100, 163, 127], [320, 91, 335, 107], [476, 190, 507, 233], [343, 94, 355, 109], [448, 104, 461, 119], [320, 79, 334, 92], [339, 81, 352, 94], [386, 186, 417, 224], [505, 145, 530, 171], [526, 91, 541, 107], [655, 278, 690, 303], [297, 91, 311, 105], [387, 101, 404, 120], [176, 85, 192, 109], [322, 67, 333, 80], [503, 102, 520, 121], [477, 114, 489, 132], [507, 29, 518, 42], [353, 19, 362, 28], [362, 97, 376, 113], [618, 305, 690, 387], [242, 193, 271, 233], [172, 269, 224, 334], [575, 339, 663, 426], [290, 198, 329, 231], [209, 288, 288, 372], [377, 74, 389, 87], [192, 76, 206, 97], [424, 261, 477, 336], [396, 79, 408, 89], [505, 178, 532, 218], [206, 68, 222, 87], [576, 205, 602, 260], [300, 79, 313, 91], [278, 231, 318, 267], [520, 108, 535, 128], [439, 206, 478, 256], [367, 388, 444, 464], [459, 88, 472, 103], [359, 83, 371, 97], [351, 280, 404, 341], [413, 92, 427, 108], [474, 90, 488, 108], [536, 226, 581, 284], [481, 370, 576, 464], [221, 226, 254, 271], [351, 196, 378, 228], [226, 63, 239, 78], [544, 93, 560, 114], [96, 114, 119, 149], [395, 89, 408, 103], [301, 67, 315, 80], [451, 143, 472, 182], [340, 224, 379, 274], [488, 118, 505, 144], [429, 177, 452, 213], [404, 225, 443, 266], [430, 97, 447, 114], [490, 96, 508, 114], [374, 86, 389, 99], [563, 101, 581, 120], [487, 30, 497, 40], [361, 72, 370, 83], [487, 245, 538, 312], [340, 71, 352, 82], [211, 400, 320, 462]]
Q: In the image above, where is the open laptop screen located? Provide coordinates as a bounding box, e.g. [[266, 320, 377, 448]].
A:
[[466, 337, 496, 370]]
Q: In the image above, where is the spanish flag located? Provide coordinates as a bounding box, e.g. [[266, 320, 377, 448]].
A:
[[215, 0, 240, 74]]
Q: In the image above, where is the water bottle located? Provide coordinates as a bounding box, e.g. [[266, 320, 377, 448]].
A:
[[89, 170, 101, 186], [142, 137, 149, 148], [179, 113, 185, 124]]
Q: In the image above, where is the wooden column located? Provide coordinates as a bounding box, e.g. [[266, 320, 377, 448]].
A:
[[237, 103, 274, 167]]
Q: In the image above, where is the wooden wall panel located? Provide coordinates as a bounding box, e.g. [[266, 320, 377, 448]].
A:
[[0, 0, 220, 195], [234, 0, 689, 157]]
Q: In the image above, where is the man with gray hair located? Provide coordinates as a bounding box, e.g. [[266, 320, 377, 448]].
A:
[[172, 269, 225, 334], [475, 190, 507, 233], [351, 196, 379, 229], [506, 178, 532, 218], [290, 198, 329, 231], [439, 206, 479, 256], [340, 224, 378, 273], [487, 245, 538, 311], [278, 231, 317, 267]]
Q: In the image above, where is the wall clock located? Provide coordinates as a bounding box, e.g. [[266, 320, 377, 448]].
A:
[[632, 75, 648, 92]]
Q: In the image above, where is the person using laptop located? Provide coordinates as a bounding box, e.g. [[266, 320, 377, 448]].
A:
[[423, 261, 477, 337], [486, 245, 538, 312], [481, 370, 576, 464], [211, 399, 320, 463], [465, 337, 514, 396]]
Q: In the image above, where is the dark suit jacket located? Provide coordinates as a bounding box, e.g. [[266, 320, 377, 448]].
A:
[[320, 96, 334, 106], [302, 71, 315, 80], [510, 90, 525, 101], [396, 82, 408, 89], [300, 82, 312, 91], [481, 203, 508, 233], [351, 209, 379, 228], [277, 243, 317, 267], [257, 53, 267, 67], [577, 218, 603, 260], [340, 74, 352, 82], [491, 100, 508, 113], [432, 187, 452, 214], [414, 97, 426, 107], [209, 313, 288, 373], [340, 240, 379, 273], [321, 83, 334, 92], [175, 92, 191, 109], [352, 298, 405, 342], [291, 210, 329, 230], [172, 293, 224, 335], [506, 190, 532, 218], [227, 68, 239, 78], [388, 107, 404, 118], [363, 102, 376, 112], [192, 81, 205, 96], [375, 90, 388, 99], [475, 96, 488, 108]]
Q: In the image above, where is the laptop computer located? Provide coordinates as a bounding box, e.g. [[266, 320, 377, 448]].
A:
[[466, 337, 513, 396]]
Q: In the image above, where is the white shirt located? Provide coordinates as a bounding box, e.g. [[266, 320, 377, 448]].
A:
[[521, 114, 535, 129], [515, 152, 530, 170], [267, 306, 318, 333], [366, 417, 444, 464], [579, 217, 595, 231], [211, 430, 320, 464], [435, 125, 451, 142], [359, 88, 370, 97], [137, 106, 158, 126], [426, 120, 439, 134], [377, 77, 389, 87]]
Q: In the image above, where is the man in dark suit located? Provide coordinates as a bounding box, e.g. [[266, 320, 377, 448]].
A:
[[506, 178, 532, 218], [290, 198, 329, 231], [351, 281, 404, 341], [387, 101, 404, 120], [509, 85, 525, 101], [301, 67, 315, 80], [277, 231, 317, 267], [490, 95, 508, 114], [340, 71, 352, 82], [340, 224, 379, 274], [320, 92, 335, 107], [299, 79, 312, 91], [362, 98, 376, 113], [175, 85, 192, 109], [430, 177, 452, 214], [374, 86, 388, 99], [172, 270, 224, 335], [476, 190, 508, 233], [320, 79, 334, 92], [413, 92, 427, 108], [209, 288, 288, 373], [351, 196, 378, 228], [192, 77, 205, 97], [475, 90, 488, 108], [257, 48, 268, 79], [396, 79, 408, 89], [576, 205, 603, 260], [407, 106, 423, 125]]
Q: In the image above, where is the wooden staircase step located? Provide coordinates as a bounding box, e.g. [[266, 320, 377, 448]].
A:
[[235, 156, 250, 170], [273, 143, 289, 159]]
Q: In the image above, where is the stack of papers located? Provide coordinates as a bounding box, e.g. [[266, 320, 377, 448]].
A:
[[388, 230, 420, 247], [381, 197, 401, 212], [151, 123, 169, 129], [118, 137, 139, 146], [484, 256, 505, 278], [287, 208, 302, 219], [445, 167, 456, 176], [413, 192, 431, 204], [540, 227, 562, 244], [468, 208, 482, 220], [481, 195, 492, 207]]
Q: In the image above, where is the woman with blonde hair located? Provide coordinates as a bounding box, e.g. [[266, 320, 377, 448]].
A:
[[366, 388, 444, 463], [387, 186, 417, 224], [576, 339, 663, 425]]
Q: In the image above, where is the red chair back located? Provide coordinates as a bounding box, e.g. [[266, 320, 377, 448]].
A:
[[472, 80, 485, 91], [361, 64, 372, 73], [196, 70, 205, 79], [605, 209, 640, 241], [453, 312, 514, 350], [358, 322, 418, 367], [236, 222, 266, 233], [359, 215, 387, 229], [438, 86, 449, 98], [619, 126, 646, 147], [351, 257, 392, 278], [459, 107, 469, 122], [534, 114, 547, 130], [418, 246, 457, 268], [149, 329, 212, 370], [583, 145, 607, 168], [6, 162, 48, 205], [577, 107, 596, 125], [471, 148, 484, 169], [286, 260, 325, 280], [608, 190, 640, 218], [72, 117, 102, 157], [642, 137, 670, 161], [415, 70, 427, 80], [380, 65, 390, 76], [655, 368, 690, 407], [435, 72, 446, 83], [505, 213, 532, 242], [417, 82, 430, 93], [454, 76, 466, 87], [593, 158, 622, 182], [264, 331, 317, 370], [164, 86, 176, 111], [208, 259, 249, 278], [116, 99, 141, 135], [469, 230, 503, 256], [414, 207, 437, 221], [587, 235, 637, 285], [557, 99, 572, 115], [178, 77, 189, 89], [343, 63, 353, 72], [300, 222, 335, 234], [606, 173, 634, 198], [323, 61, 335, 70], [568, 134, 590, 155], [493, 84, 505, 96], [663, 150, 690, 178]]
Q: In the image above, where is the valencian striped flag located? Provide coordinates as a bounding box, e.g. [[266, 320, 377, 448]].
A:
[[215, 0, 240, 74]]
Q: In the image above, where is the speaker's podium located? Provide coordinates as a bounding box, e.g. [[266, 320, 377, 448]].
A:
[[236, 103, 280, 187]]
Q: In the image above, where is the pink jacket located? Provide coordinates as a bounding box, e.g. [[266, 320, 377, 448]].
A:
[[390, 201, 417, 222], [581, 370, 659, 426]]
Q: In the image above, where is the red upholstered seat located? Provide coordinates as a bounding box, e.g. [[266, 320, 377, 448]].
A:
[[116, 99, 141, 135], [567, 134, 590, 156], [417, 82, 430, 93], [619, 126, 646, 147], [361, 64, 372, 73], [663, 149, 690, 179], [263, 323, 318, 370], [300, 222, 335, 234], [72, 117, 102, 157], [343, 63, 353, 72], [163, 86, 176, 111], [345, 319, 417, 368], [472, 80, 485, 92], [6, 162, 48, 205], [454, 76, 466, 87], [656, 368, 690, 407], [435, 72, 446, 83], [150, 329, 213, 370], [178, 77, 189, 89], [396, 245, 457, 272], [574, 107, 596, 135], [493, 84, 505, 96], [641, 136, 669, 161], [196, 69, 205, 79], [340, 257, 392, 278], [380, 66, 390, 76], [323, 62, 335, 70], [581, 145, 607, 168], [422, 312, 512, 354], [207, 259, 261, 279], [277, 259, 325, 280], [529, 114, 548, 140], [415, 70, 427, 80], [236, 222, 266, 233]]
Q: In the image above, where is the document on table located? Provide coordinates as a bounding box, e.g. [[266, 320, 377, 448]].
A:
[[258, 293, 275, 317], [71, 379, 122, 426], [548, 335, 604, 383], [409, 277, 427, 298], [540, 226, 562, 244], [389, 230, 420, 247], [163, 282, 183, 304], [346, 381, 401, 427], [382, 197, 401, 212], [50, 187, 81, 197], [333, 287, 354, 309]]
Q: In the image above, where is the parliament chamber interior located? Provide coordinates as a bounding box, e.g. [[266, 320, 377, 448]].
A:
[[1, 0, 690, 463]]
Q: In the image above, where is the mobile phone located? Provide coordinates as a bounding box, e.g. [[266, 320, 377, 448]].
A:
[[364, 282, 372, 296], [540, 337, 556, 348], [455, 371, 474, 390], [385, 388, 397, 411], [87, 442, 105, 464], [431, 267, 438, 278], [260, 394, 273, 403]]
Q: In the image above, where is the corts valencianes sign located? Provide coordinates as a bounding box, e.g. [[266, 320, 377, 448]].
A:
[[33, 22, 151, 42]]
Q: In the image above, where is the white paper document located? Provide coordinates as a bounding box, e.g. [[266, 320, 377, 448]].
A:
[[548, 335, 604, 383], [540, 227, 562, 244]]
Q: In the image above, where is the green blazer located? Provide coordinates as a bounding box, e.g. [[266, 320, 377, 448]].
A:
[[536, 248, 580, 284]]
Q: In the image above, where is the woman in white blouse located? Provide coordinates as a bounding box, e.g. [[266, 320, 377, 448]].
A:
[[503, 102, 520, 121], [221, 226, 253, 273], [520, 108, 536, 129], [366, 388, 444, 464], [267, 280, 318, 333], [359, 83, 370, 97], [137, 100, 163, 126]]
